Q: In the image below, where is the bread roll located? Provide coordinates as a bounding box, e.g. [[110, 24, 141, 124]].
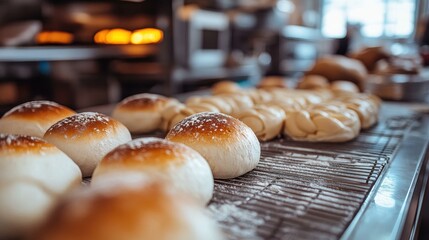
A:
[[349, 46, 390, 72], [166, 112, 260, 179], [283, 104, 360, 142], [186, 102, 221, 113], [244, 89, 273, 104], [0, 134, 81, 238], [257, 76, 288, 89], [270, 89, 323, 106], [332, 93, 381, 129], [44, 112, 131, 177], [211, 81, 241, 95], [0, 101, 75, 138], [297, 75, 329, 90], [268, 98, 305, 113], [186, 96, 233, 115], [214, 94, 254, 118], [330, 81, 359, 93], [160, 104, 196, 132], [93, 137, 214, 205], [32, 176, 224, 240], [326, 100, 378, 129], [112, 93, 179, 133], [306, 55, 367, 90], [238, 105, 285, 141]]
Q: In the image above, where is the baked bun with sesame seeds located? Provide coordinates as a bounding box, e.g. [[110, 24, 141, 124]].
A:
[[92, 137, 214, 205], [112, 93, 179, 133], [166, 112, 260, 179], [32, 175, 224, 240], [0, 101, 76, 138], [43, 112, 131, 177], [0, 134, 81, 239]]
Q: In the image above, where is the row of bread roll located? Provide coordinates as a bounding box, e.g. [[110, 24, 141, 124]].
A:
[[235, 94, 373, 142], [0, 101, 133, 177], [298, 75, 360, 93], [0, 101, 223, 239], [0, 99, 261, 239], [0, 134, 82, 239]]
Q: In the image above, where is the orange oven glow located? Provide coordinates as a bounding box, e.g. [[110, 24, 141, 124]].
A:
[[94, 28, 163, 45], [36, 31, 74, 44], [130, 28, 163, 44]]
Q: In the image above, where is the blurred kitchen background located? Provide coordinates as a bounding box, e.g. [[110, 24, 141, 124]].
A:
[[0, 0, 427, 112]]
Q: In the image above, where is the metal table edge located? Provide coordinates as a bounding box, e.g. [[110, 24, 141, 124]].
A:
[[340, 114, 429, 240]]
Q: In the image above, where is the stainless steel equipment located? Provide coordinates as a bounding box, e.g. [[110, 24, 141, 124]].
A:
[[365, 73, 429, 102]]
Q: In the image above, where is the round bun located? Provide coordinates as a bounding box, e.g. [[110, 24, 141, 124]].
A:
[[166, 112, 260, 179], [306, 56, 367, 90], [0, 134, 81, 238], [0, 101, 76, 138], [32, 177, 224, 240], [257, 76, 287, 89], [93, 137, 214, 205], [330, 81, 359, 93], [211, 81, 241, 95], [297, 75, 329, 90], [112, 93, 179, 133], [44, 112, 131, 177]]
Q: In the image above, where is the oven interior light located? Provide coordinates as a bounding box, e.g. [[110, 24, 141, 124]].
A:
[[105, 28, 132, 45], [131, 28, 163, 44], [36, 31, 74, 44], [94, 28, 163, 45]]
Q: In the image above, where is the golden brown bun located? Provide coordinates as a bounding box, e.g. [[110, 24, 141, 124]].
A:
[[92, 137, 214, 205], [0, 101, 75, 138], [257, 76, 288, 89], [211, 81, 241, 95], [112, 93, 179, 133], [349, 46, 391, 72], [166, 112, 260, 179], [0, 134, 81, 239], [44, 112, 131, 177], [297, 75, 329, 90], [32, 178, 224, 240], [306, 56, 368, 90]]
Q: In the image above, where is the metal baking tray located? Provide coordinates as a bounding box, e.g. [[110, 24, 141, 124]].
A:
[[364, 73, 429, 102]]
